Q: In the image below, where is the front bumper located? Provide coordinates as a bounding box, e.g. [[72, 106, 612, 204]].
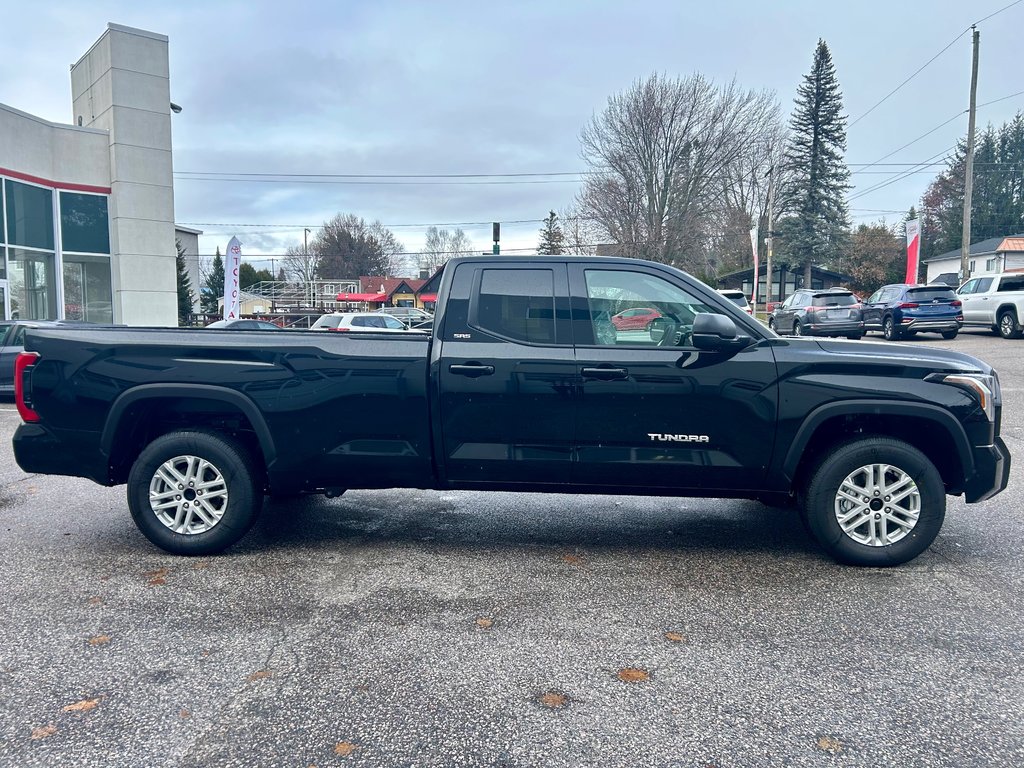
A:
[[964, 435, 1011, 503]]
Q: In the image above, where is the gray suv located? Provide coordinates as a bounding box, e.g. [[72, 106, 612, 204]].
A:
[[768, 289, 863, 339]]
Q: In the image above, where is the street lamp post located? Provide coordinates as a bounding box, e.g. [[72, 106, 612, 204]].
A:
[[304, 228, 312, 309]]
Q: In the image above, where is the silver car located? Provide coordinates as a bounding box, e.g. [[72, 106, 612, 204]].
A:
[[311, 312, 427, 332]]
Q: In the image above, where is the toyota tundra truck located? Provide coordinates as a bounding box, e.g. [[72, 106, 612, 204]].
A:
[[12, 256, 1010, 566]]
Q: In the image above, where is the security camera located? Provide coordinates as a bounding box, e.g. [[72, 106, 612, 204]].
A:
[[170, 102, 182, 114]]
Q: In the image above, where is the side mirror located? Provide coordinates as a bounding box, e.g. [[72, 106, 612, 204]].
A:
[[692, 313, 750, 352], [648, 316, 672, 343]]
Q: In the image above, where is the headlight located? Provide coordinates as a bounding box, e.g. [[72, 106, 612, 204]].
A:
[[929, 372, 1000, 421]]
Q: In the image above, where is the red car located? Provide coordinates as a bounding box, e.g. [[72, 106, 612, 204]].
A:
[[611, 307, 662, 330]]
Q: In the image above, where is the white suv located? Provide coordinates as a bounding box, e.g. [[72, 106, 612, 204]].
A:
[[717, 289, 753, 315], [310, 313, 426, 333]]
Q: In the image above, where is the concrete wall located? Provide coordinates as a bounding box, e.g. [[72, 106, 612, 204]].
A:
[[71, 24, 177, 326], [0, 105, 110, 186]]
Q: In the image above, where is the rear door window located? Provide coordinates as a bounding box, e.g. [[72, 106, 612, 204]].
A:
[[998, 276, 1024, 292], [472, 268, 557, 344]]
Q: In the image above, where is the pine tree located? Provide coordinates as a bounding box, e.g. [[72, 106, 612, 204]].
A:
[[202, 247, 225, 314], [537, 211, 565, 255], [781, 39, 851, 285], [175, 239, 195, 325]]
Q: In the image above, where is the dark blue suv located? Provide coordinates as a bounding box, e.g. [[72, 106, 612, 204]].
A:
[[862, 284, 963, 340]]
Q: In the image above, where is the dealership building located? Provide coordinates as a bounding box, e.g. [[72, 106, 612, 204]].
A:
[[0, 23, 179, 325]]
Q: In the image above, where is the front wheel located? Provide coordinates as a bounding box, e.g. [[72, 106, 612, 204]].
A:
[[793, 321, 803, 337], [127, 431, 262, 555], [767, 317, 776, 332], [998, 309, 1023, 339], [802, 437, 945, 566]]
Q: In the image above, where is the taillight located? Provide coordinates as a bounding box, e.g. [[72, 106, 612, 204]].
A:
[[804, 306, 815, 313], [951, 300, 962, 307], [14, 351, 40, 423], [899, 302, 919, 309]]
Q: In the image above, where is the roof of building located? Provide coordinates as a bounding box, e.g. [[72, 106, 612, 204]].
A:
[[924, 233, 1024, 263], [357, 277, 426, 297]]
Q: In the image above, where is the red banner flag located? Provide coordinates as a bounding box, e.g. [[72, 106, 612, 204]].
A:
[[905, 219, 921, 284]]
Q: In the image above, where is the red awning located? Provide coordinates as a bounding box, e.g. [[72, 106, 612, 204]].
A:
[[419, 294, 437, 302], [337, 293, 387, 301]]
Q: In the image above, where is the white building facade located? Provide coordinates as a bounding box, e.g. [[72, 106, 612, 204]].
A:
[[0, 23, 178, 325], [925, 234, 1024, 285]]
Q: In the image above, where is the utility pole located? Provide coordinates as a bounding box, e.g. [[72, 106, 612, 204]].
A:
[[961, 26, 980, 282], [765, 166, 775, 311], [304, 228, 312, 309]]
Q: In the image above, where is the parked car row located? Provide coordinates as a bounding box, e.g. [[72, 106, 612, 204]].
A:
[[766, 283, 964, 342]]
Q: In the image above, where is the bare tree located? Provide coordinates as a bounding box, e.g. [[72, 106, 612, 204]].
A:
[[579, 73, 781, 275], [559, 205, 602, 255], [282, 244, 321, 286], [312, 214, 405, 279], [420, 227, 473, 273]]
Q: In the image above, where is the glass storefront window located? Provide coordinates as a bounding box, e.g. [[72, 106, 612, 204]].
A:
[[63, 254, 113, 323], [9, 248, 56, 320], [5, 180, 54, 250], [60, 192, 110, 254]]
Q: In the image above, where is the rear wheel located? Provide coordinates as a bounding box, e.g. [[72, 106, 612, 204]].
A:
[[998, 309, 1023, 339], [941, 330, 959, 340], [883, 316, 901, 341], [802, 437, 945, 566], [846, 333, 863, 340], [127, 431, 261, 555]]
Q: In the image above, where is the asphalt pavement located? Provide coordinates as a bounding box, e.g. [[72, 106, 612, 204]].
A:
[[0, 329, 1022, 767]]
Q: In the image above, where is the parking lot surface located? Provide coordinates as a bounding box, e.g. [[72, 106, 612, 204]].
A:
[[0, 330, 1022, 767]]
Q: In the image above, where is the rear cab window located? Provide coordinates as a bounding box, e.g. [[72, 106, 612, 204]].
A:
[[998, 276, 1024, 292]]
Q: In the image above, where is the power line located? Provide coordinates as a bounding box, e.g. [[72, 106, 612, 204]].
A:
[[847, 0, 1024, 129], [175, 177, 584, 186], [848, 146, 957, 202], [175, 170, 588, 179]]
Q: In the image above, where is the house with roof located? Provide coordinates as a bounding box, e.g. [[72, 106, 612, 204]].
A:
[[925, 234, 1024, 285], [717, 263, 852, 307], [336, 277, 427, 310]]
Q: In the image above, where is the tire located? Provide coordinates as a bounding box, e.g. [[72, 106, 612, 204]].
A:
[[793, 321, 803, 337], [998, 309, 1023, 339], [767, 317, 776, 332], [802, 437, 945, 566], [127, 431, 262, 555], [941, 330, 958, 340], [882, 316, 901, 341], [846, 334, 863, 340]]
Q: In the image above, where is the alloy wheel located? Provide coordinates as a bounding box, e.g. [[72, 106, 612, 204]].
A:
[[833, 463, 921, 547], [148, 454, 229, 534]]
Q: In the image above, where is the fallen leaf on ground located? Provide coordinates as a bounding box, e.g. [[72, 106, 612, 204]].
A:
[[88, 635, 112, 646], [616, 668, 650, 683], [334, 741, 358, 756], [817, 736, 843, 754], [537, 691, 569, 708], [475, 617, 493, 629], [193, 561, 209, 570], [86, 596, 103, 607], [246, 669, 273, 682], [30, 724, 56, 739], [560, 554, 583, 565], [62, 697, 100, 713], [179, 709, 191, 718], [147, 576, 166, 586], [143, 567, 169, 585], [664, 631, 687, 643]]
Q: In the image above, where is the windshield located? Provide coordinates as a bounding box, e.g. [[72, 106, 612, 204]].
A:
[[723, 294, 749, 307]]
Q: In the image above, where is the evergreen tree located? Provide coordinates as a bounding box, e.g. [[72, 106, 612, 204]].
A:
[[202, 247, 225, 314], [239, 262, 274, 289], [276, 267, 287, 282], [537, 210, 566, 255], [175, 238, 195, 325], [781, 39, 851, 285]]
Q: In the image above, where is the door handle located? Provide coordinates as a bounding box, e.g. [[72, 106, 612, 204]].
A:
[[449, 363, 495, 377], [581, 367, 629, 381]]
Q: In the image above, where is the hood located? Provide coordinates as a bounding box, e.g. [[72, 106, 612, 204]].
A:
[[813, 338, 992, 375]]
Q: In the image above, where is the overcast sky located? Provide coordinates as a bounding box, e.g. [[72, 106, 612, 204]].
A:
[[4, 0, 1023, 269]]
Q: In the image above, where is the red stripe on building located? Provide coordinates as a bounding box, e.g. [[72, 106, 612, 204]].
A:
[[0, 166, 111, 194]]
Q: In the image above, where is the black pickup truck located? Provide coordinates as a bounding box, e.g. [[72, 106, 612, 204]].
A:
[[12, 256, 1010, 566]]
